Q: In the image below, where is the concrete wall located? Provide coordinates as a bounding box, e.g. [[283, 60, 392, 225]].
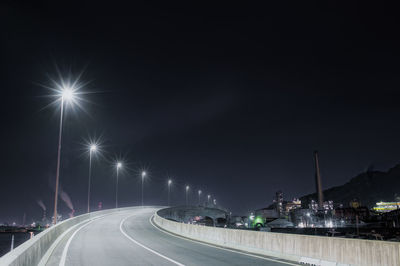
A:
[[0, 207, 140, 266], [157, 206, 228, 224], [154, 212, 400, 266]]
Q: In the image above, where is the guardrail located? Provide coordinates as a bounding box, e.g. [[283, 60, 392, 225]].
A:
[[0, 207, 140, 266], [154, 211, 400, 266]]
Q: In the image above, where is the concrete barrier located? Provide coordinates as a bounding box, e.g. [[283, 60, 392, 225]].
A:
[[154, 212, 400, 266], [0, 207, 141, 266]]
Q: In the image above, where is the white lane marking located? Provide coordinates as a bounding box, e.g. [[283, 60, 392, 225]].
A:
[[59, 215, 108, 266], [149, 215, 299, 266], [39, 219, 95, 266], [119, 214, 185, 266]]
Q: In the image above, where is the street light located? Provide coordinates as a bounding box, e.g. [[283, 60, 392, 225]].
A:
[[185, 185, 190, 206], [198, 190, 202, 205], [52, 86, 77, 225], [207, 195, 211, 205], [168, 179, 172, 206], [141, 171, 146, 207], [87, 144, 98, 213], [62, 88, 74, 101], [115, 162, 122, 208]]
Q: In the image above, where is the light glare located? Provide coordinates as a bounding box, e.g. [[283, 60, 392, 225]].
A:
[[62, 87, 75, 101]]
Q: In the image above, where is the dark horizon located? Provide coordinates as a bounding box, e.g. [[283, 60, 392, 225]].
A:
[[2, 2, 400, 224]]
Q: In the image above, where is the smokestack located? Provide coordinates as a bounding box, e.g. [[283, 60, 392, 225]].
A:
[[37, 200, 47, 222], [313, 151, 324, 209]]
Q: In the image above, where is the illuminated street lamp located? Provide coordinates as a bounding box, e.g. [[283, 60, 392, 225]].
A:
[[207, 194, 211, 205], [115, 162, 122, 208], [52, 86, 77, 225], [198, 190, 202, 205], [87, 144, 98, 213], [141, 171, 146, 207], [185, 185, 190, 206], [168, 179, 172, 206]]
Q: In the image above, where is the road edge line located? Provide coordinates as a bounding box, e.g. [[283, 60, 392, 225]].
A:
[[149, 215, 299, 266], [58, 214, 110, 266], [119, 213, 185, 266], [38, 219, 91, 266]]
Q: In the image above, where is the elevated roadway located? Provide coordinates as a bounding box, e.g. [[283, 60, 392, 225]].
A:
[[44, 207, 297, 266]]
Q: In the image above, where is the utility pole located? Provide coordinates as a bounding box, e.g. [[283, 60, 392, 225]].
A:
[[198, 190, 202, 205], [10, 235, 14, 251]]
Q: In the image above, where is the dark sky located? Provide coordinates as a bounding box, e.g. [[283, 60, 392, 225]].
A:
[[1, 2, 400, 223]]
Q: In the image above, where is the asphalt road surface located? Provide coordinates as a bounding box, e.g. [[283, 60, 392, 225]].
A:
[[45, 207, 298, 266]]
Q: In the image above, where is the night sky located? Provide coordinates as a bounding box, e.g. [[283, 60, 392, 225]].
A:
[[1, 2, 400, 223]]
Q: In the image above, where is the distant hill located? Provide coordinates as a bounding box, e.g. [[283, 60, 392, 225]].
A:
[[300, 164, 400, 208]]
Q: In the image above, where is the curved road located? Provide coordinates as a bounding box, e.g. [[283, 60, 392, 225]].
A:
[[45, 207, 298, 266]]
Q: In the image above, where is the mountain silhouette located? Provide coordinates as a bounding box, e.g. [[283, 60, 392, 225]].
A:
[[300, 164, 400, 208]]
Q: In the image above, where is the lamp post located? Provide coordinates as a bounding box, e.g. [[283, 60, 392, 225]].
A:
[[185, 185, 190, 206], [87, 144, 97, 213], [198, 190, 202, 205], [52, 87, 75, 225], [168, 179, 172, 206], [207, 195, 211, 205], [141, 171, 146, 207], [115, 162, 122, 208]]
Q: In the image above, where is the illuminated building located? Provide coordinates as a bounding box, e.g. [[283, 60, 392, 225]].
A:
[[373, 201, 400, 213], [274, 191, 284, 217], [285, 198, 301, 214], [309, 199, 333, 212]]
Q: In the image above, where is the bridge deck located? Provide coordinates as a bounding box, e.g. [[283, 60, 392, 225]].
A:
[[44, 207, 295, 266]]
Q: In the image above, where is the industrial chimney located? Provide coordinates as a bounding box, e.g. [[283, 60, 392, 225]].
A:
[[42, 209, 47, 222], [313, 150, 324, 209]]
